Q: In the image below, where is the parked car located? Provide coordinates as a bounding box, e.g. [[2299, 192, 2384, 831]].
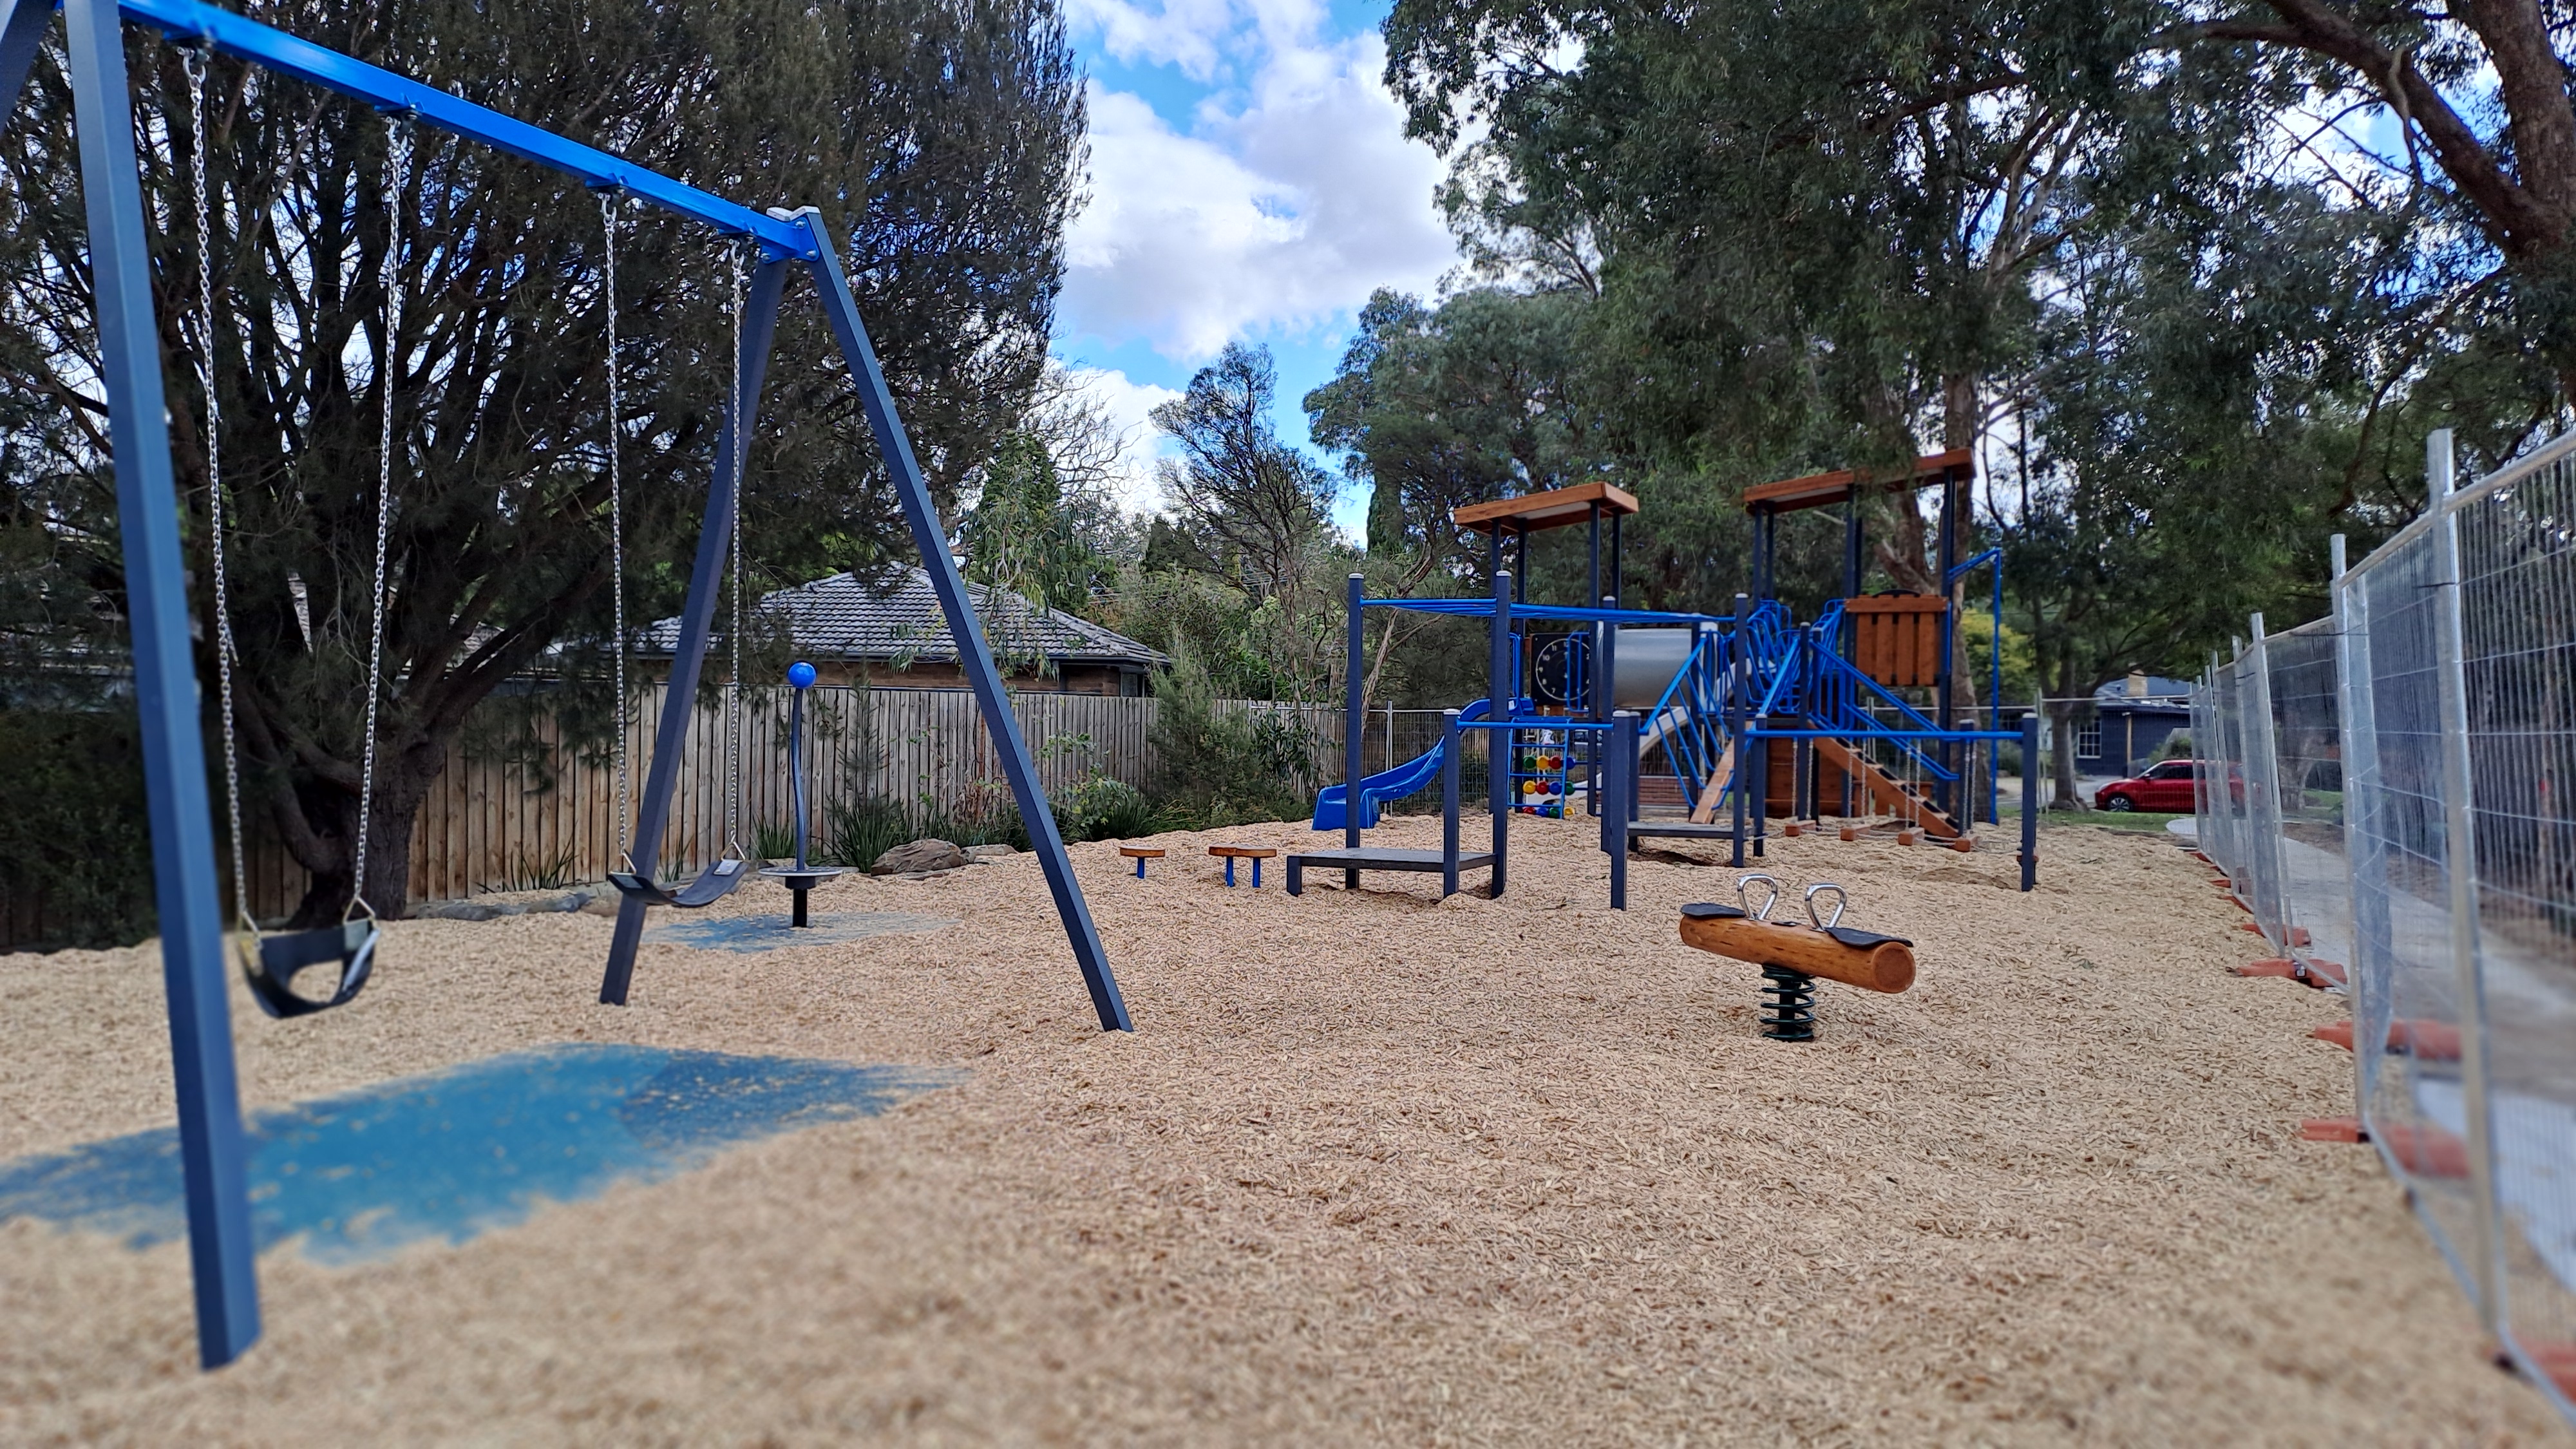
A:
[[2096, 759, 2199, 812]]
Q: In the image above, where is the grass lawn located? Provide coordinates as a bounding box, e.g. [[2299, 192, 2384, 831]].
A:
[[2043, 807, 2190, 834]]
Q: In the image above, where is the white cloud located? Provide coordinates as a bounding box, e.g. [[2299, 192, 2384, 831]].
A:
[[1066, 0, 1240, 79], [1063, 365, 1181, 515], [1060, 13, 1459, 361]]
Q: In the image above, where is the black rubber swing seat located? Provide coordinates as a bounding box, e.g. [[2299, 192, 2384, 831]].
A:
[[608, 857, 750, 909], [239, 918, 379, 1019]]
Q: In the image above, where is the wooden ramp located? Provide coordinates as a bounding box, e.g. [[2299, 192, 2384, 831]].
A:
[[1687, 741, 1736, 824]]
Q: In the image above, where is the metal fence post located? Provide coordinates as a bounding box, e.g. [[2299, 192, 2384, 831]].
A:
[[2328, 533, 2392, 1125], [2427, 427, 2506, 1338], [2245, 614, 2293, 949]]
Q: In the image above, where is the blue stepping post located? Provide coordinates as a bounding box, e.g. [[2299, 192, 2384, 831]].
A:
[[1209, 847, 1274, 887], [1216, 840, 1278, 887]]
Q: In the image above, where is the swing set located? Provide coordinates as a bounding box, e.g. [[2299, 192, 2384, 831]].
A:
[[1, 0, 1130, 1369]]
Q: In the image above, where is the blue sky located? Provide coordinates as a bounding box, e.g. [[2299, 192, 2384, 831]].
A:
[[1048, 0, 1461, 534]]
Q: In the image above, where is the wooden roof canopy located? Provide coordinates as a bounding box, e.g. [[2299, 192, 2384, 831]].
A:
[[1741, 448, 1975, 516], [1451, 480, 1640, 536]]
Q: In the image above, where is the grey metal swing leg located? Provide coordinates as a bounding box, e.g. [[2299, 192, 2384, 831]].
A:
[[598, 259, 788, 1004], [48, 0, 262, 1367], [792, 207, 1131, 1034]]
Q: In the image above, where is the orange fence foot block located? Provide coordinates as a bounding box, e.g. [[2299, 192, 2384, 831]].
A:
[[2311, 1018, 2463, 1060], [2232, 956, 2338, 989], [2513, 1343, 2576, 1402], [1837, 826, 1859, 843], [2378, 1123, 2471, 1179], [2301, 1117, 2368, 1144]]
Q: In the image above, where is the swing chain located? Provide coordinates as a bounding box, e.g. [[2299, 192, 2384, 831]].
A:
[[185, 50, 256, 938], [602, 192, 630, 864], [351, 114, 412, 922], [724, 238, 748, 860]]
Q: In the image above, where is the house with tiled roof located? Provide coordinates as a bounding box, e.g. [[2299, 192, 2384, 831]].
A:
[[637, 567, 1166, 696]]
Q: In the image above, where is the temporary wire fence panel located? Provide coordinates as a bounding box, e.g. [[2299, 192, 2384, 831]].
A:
[[2451, 438, 2576, 1411], [2266, 621, 2355, 972], [2345, 507, 2502, 1323], [2201, 427, 2576, 1425]]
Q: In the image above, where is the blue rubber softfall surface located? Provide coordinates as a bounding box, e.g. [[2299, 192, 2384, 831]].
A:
[[0, 1046, 963, 1265], [648, 911, 957, 954]]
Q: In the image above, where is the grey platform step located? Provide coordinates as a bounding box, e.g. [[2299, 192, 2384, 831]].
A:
[[1624, 821, 1743, 840], [1284, 848, 1495, 896]]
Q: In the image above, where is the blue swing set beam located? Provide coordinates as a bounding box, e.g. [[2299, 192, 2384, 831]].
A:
[[0, 0, 1130, 1372]]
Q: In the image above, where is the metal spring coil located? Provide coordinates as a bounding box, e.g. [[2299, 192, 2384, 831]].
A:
[[1759, 965, 1816, 1041]]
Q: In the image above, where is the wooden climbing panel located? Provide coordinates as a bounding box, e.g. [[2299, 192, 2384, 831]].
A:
[[1844, 594, 1946, 687]]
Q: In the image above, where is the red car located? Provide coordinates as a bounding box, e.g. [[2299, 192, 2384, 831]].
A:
[[2096, 759, 2200, 812]]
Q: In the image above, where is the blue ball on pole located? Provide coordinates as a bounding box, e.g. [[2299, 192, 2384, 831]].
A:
[[787, 661, 817, 689]]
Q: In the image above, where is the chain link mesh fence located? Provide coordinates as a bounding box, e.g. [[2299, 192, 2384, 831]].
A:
[[2198, 428, 2576, 1423]]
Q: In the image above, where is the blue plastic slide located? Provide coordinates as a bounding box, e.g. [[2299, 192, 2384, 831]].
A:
[[1312, 699, 1493, 831]]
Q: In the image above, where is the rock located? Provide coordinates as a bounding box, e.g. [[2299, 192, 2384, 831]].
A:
[[413, 885, 611, 921], [871, 838, 968, 875], [963, 844, 1018, 861]]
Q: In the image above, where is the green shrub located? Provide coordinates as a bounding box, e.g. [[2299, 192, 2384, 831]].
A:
[[0, 708, 155, 950], [821, 796, 913, 869], [1146, 650, 1323, 828], [1050, 773, 1157, 842]]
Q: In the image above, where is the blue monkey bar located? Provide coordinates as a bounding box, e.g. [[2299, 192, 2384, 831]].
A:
[[0, 0, 1130, 1372]]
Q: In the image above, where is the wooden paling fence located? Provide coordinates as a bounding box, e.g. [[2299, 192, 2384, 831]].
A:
[[245, 685, 1170, 917], [2, 687, 1356, 945]]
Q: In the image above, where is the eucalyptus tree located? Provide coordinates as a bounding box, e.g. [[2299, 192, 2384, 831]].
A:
[[0, 0, 1084, 922], [1306, 286, 1603, 590]]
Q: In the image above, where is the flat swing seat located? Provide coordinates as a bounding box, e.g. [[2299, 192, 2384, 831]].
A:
[[239, 918, 379, 1019], [609, 857, 750, 909]]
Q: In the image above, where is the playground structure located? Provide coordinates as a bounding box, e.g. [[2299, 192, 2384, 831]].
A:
[[1295, 466, 2041, 904], [0, 0, 1125, 1370]]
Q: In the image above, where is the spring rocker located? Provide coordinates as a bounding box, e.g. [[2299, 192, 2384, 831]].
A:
[[758, 663, 846, 926], [1678, 876, 1915, 1041]]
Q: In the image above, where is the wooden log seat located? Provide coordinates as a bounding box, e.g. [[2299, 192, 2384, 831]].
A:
[[1676, 902, 1917, 994]]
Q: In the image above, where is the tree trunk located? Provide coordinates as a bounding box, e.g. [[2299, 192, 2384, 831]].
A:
[[283, 737, 444, 926], [1940, 371, 1983, 741], [2046, 655, 2086, 810]]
